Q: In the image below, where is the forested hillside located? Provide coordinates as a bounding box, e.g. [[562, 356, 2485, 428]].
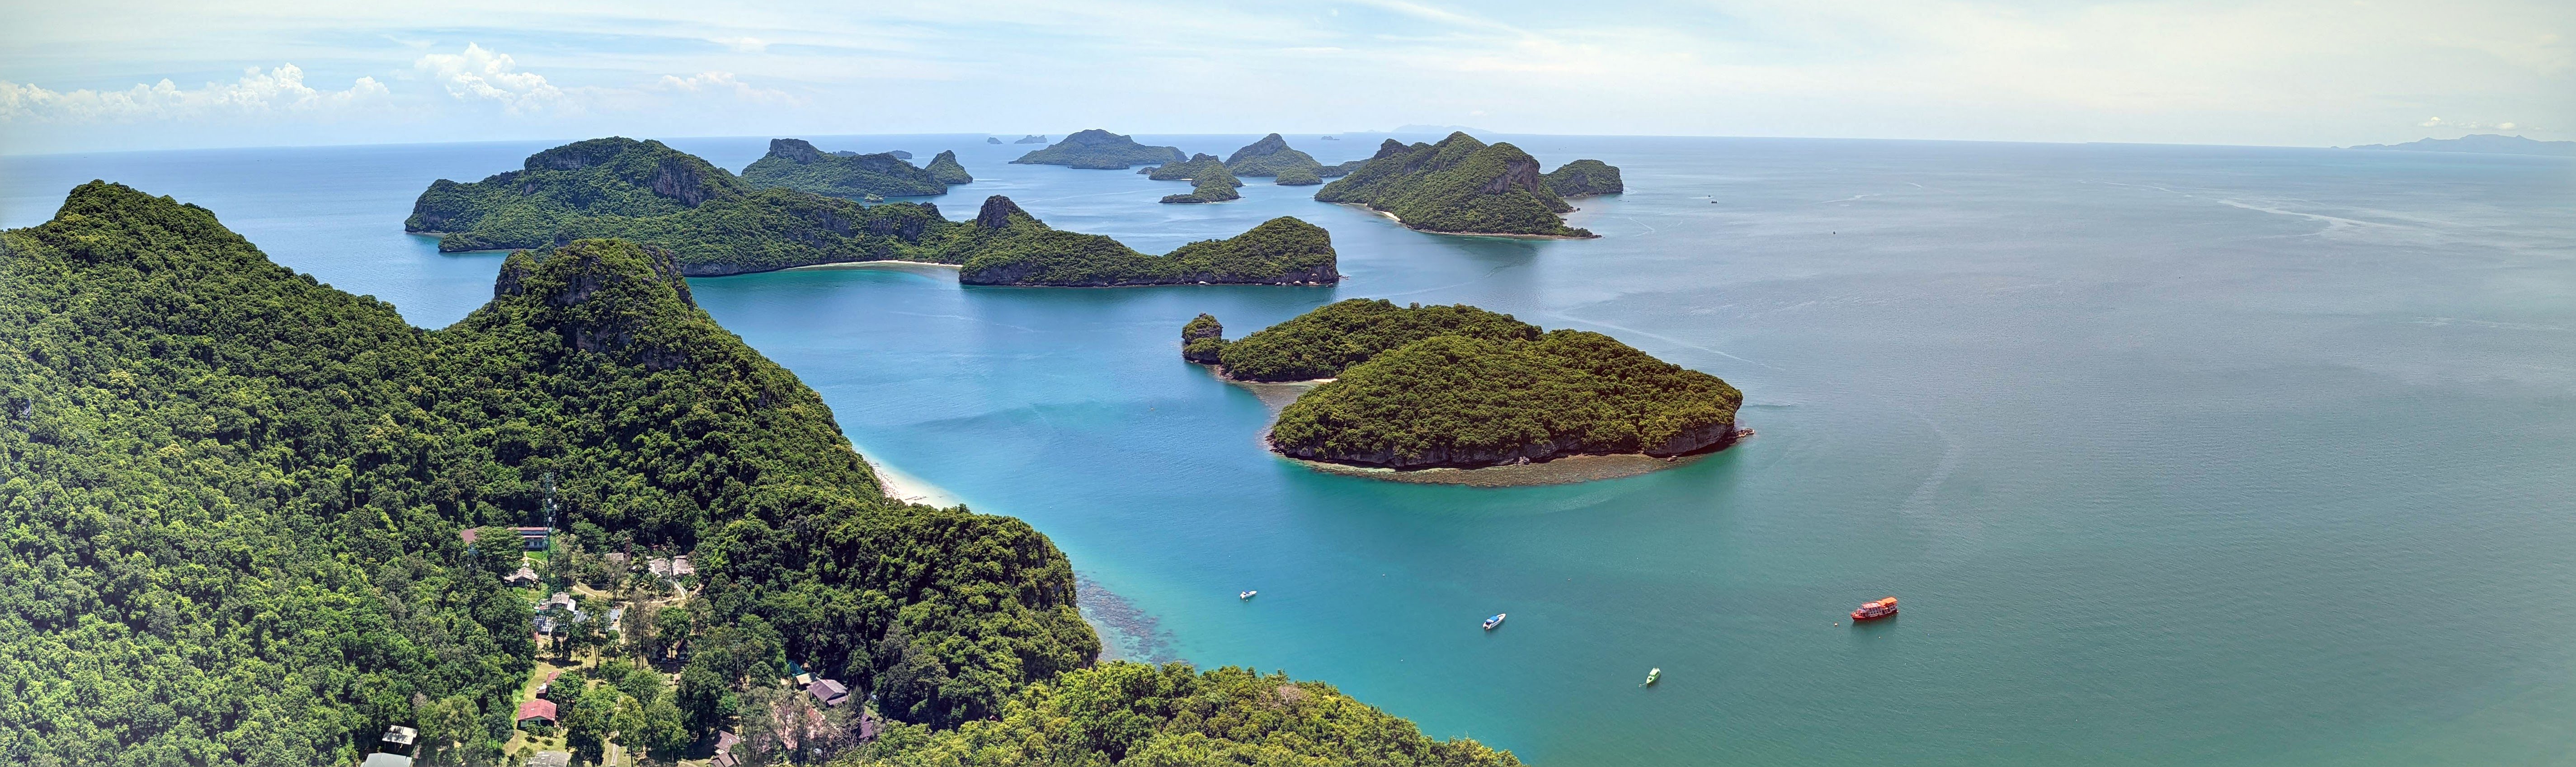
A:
[[0, 183, 1094, 763], [848, 663, 1525, 767], [1312, 133, 1596, 237], [955, 198, 1337, 287], [739, 138, 951, 198]]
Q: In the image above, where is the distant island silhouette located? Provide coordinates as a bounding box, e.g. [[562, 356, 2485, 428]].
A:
[[2345, 134, 2575, 157]]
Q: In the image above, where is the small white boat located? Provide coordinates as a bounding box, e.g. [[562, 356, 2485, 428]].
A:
[[1239, 590, 1257, 600], [1483, 613, 1507, 630], [1642, 668, 1661, 686]]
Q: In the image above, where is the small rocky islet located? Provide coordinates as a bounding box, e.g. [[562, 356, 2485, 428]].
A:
[[1184, 299, 1743, 476]]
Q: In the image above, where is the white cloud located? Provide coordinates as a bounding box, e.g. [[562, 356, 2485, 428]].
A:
[[654, 71, 798, 105], [712, 37, 769, 53], [412, 43, 567, 114], [2419, 116, 2529, 130], [0, 65, 387, 123]]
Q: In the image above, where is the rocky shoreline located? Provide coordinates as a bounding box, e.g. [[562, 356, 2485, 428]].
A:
[[1269, 424, 1750, 471], [1337, 204, 1603, 240]]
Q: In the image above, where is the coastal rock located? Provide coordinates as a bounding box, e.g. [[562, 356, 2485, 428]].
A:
[[1182, 313, 1226, 363]]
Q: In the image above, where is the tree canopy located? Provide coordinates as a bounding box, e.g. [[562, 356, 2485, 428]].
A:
[[848, 663, 1523, 767], [0, 183, 1094, 762]]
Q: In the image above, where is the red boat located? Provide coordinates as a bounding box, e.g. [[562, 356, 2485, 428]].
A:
[[1851, 597, 1898, 621]]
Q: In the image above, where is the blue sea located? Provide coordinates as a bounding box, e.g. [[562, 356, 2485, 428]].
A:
[[7, 134, 2574, 766]]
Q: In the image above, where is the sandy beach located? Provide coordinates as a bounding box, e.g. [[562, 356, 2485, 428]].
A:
[[861, 450, 964, 507]]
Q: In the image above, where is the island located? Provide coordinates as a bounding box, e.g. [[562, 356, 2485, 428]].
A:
[[411, 138, 1321, 281], [926, 149, 975, 185], [1187, 298, 1744, 477], [956, 197, 1336, 286], [1012, 128, 1187, 169], [2345, 134, 2576, 156], [1312, 132, 1600, 238], [1224, 132, 1328, 179], [406, 137, 982, 274], [1013, 133, 1048, 144], [986, 136, 1003, 144], [1145, 153, 1243, 203], [3, 181, 1515, 765], [740, 137, 951, 198], [1544, 158, 1626, 197]]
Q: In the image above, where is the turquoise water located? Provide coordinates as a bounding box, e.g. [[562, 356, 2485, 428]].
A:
[[8, 136, 2575, 765]]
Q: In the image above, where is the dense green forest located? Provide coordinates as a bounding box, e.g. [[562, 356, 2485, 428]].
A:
[[0, 184, 1096, 763], [1268, 329, 1743, 468], [1187, 299, 1740, 468], [1145, 155, 1243, 204], [1222, 133, 1326, 179], [844, 663, 1524, 767], [1189, 299, 1540, 381], [739, 138, 951, 198], [1311, 133, 1596, 237], [405, 137, 978, 274], [924, 151, 975, 186], [1008, 129, 1186, 169], [957, 199, 1337, 286], [406, 138, 1334, 284], [1542, 159, 1625, 198]]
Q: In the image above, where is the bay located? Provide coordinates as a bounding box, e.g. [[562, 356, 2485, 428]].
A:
[[7, 134, 2573, 766]]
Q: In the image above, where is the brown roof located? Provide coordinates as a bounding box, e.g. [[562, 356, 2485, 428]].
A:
[[807, 678, 850, 706], [516, 698, 558, 723]]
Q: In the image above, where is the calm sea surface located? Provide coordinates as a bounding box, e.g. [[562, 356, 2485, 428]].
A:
[[8, 135, 2575, 766]]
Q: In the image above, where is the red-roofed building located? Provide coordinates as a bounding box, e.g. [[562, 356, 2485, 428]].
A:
[[516, 698, 558, 727]]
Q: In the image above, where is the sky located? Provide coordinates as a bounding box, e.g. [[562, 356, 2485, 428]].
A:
[[1, 0, 2569, 154]]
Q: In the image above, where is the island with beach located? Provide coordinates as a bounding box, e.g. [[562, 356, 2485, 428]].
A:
[[1187, 298, 1744, 484], [1312, 132, 1616, 238]]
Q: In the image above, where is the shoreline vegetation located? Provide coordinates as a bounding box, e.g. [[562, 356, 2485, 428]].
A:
[[4, 182, 1522, 766], [1184, 300, 1744, 478], [1312, 132, 1617, 238]]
